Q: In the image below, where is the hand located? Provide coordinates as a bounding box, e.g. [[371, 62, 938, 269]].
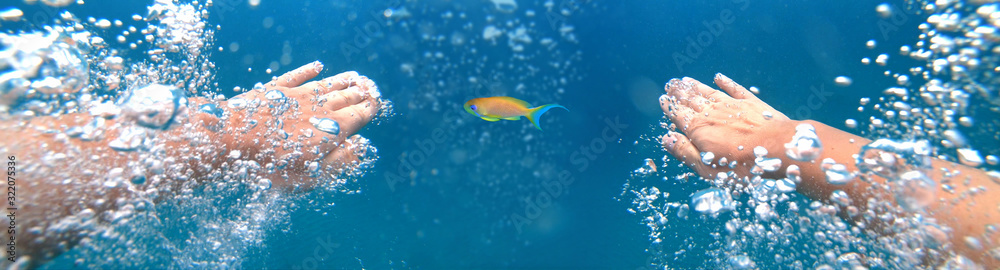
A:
[[659, 74, 794, 179], [212, 62, 384, 190]]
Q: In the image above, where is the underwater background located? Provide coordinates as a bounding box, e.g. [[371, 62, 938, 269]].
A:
[[5, 0, 999, 268]]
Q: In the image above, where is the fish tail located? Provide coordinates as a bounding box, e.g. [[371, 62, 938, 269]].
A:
[[526, 104, 568, 130]]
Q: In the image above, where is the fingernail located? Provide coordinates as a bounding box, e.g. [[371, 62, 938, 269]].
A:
[[680, 77, 696, 88], [665, 78, 681, 92], [715, 73, 728, 81], [311, 61, 324, 73]]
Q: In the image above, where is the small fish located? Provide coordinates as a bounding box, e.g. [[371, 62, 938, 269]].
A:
[[464, 96, 567, 130]]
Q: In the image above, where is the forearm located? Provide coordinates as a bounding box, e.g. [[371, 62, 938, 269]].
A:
[[760, 120, 873, 207], [773, 119, 998, 266], [4, 113, 140, 266], [1, 97, 228, 265]]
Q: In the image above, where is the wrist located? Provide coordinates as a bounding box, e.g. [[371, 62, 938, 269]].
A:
[[755, 118, 809, 179]]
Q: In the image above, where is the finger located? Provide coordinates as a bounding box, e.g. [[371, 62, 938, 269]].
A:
[[664, 78, 693, 100], [314, 99, 380, 145], [322, 136, 362, 166], [686, 94, 709, 112], [665, 78, 705, 109], [298, 71, 358, 96], [319, 85, 367, 112], [713, 73, 762, 103], [665, 104, 699, 132], [320, 135, 370, 174], [662, 131, 707, 175], [272, 61, 324, 88], [659, 94, 672, 115], [685, 77, 732, 103], [271, 135, 371, 193]]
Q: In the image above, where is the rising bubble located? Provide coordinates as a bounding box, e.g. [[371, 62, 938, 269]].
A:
[[691, 188, 736, 216], [119, 84, 188, 130], [310, 117, 341, 135]]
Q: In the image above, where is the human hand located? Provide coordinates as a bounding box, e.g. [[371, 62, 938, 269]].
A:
[[659, 74, 795, 179], [213, 62, 384, 190]]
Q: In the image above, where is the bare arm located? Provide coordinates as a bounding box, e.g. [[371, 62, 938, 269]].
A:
[[790, 120, 998, 267], [659, 74, 998, 267], [1, 61, 383, 268]]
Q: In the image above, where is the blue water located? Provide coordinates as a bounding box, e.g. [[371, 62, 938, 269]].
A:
[[9, 0, 994, 268]]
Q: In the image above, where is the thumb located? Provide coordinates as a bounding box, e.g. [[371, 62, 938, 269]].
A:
[[662, 131, 707, 175]]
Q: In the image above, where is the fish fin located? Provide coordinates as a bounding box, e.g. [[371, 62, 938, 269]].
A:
[[503, 116, 520, 120], [525, 104, 568, 130], [481, 116, 500, 122]]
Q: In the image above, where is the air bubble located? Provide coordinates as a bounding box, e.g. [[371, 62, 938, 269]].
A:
[[834, 76, 853, 87], [986, 155, 998, 166], [754, 203, 774, 221], [108, 126, 147, 152], [0, 8, 23, 21], [755, 157, 782, 172], [776, 178, 796, 193], [964, 236, 983, 250], [310, 117, 341, 135], [264, 89, 285, 100], [119, 84, 188, 130], [753, 146, 768, 158], [956, 148, 983, 167], [79, 117, 106, 141], [894, 171, 936, 211], [821, 158, 855, 185], [836, 252, 866, 268], [130, 175, 146, 185], [845, 119, 858, 128], [198, 103, 223, 117], [830, 190, 850, 206], [227, 98, 247, 109], [700, 152, 715, 166], [257, 179, 271, 190], [690, 188, 735, 216], [784, 123, 823, 162], [786, 164, 801, 183]]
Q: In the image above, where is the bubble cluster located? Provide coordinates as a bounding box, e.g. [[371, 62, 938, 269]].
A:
[[859, 0, 1000, 172], [0, 30, 89, 110], [119, 84, 188, 130], [690, 188, 735, 216], [0, 1, 385, 268], [627, 0, 1000, 268], [784, 123, 823, 162]]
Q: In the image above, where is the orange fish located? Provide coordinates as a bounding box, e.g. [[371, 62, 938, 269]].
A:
[[464, 96, 567, 130]]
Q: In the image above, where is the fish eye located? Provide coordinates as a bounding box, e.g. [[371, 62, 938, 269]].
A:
[[470, 105, 477, 111]]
